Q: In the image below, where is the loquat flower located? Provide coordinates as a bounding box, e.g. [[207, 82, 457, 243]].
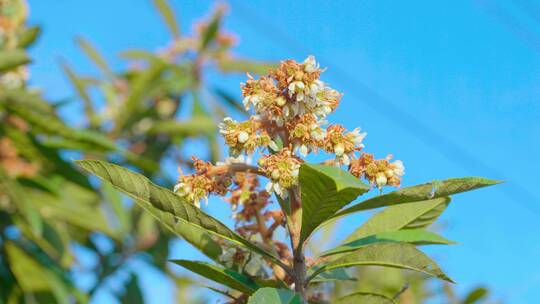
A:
[[173, 157, 232, 207], [218, 117, 276, 156], [322, 124, 366, 166], [349, 153, 405, 189], [258, 149, 302, 198], [286, 114, 326, 156]]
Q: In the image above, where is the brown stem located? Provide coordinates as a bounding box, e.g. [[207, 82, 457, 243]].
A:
[[292, 248, 307, 299], [206, 163, 265, 176], [287, 186, 307, 300], [254, 206, 287, 280]]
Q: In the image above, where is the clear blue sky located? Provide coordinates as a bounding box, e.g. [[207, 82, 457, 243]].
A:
[[28, 0, 540, 303]]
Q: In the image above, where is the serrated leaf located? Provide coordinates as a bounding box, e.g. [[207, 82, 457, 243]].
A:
[[308, 243, 453, 283], [333, 177, 500, 220], [247, 288, 301, 304], [171, 260, 258, 295], [342, 197, 451, 244], [299, 164, 369, 243], [0, 49, 30, 71], [321, 229, 454, 257], [137, 198, 223, 261], [153, 0, 180, 38], [76, 160, 286, 269], [335, 292, 396, 304], [310, 268, 356, 283]]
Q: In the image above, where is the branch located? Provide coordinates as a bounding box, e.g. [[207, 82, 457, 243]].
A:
[[206, 163, 265, 176]]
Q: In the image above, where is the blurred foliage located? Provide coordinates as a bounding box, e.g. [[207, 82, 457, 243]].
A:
[[306, 222, 502, 304], [0, 0, 273, 302], [325, 267, 499, 304], [0, 0, 502, 303]]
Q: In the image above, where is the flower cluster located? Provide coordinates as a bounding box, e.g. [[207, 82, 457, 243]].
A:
[[177, 56, 404, 206], [0, 136, 38, 178], [1, 0, 30, 89], [0, 66, 29, 89], [286, 114, 326, 156], [172, 55, 405, 287], [242, 56, 339, 127], [173, 157, 232, 207], [258, 148, 301, 198], [349, 153, 405, 189], [321, 124, 366, 166], [219, 117, 276, 156]]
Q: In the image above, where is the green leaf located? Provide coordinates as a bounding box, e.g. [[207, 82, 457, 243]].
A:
[[29, 186, 116, 238], [119, 274, 144, 304], [0, 49, 30, 71], [308, 243, 453, 283], [137, 197, 223, 261], [247, 288, 301, 304], [335, 292, 396, 304], [321, 229, 454, 257], [310, 268, 356, 283], [217, 59, 277, 75], [205, 286, 237, 300], [463, 286, 488, 304], [17, 26, 41, 48], [0, 168, 43, 236], [333, 177, 500, 220], [60, 60, 95, 121], [5, 242, 70, 304], [299, 164, 369, 243], [171, 260, 258, 295], [0, 89, 55, 115], [4, 97, 117, 152], [147, 117, 216, 137], [119, 49, 161, 61], [153, 0, 180, 38], [76, 37, 113, 77], [114, 60, 167, 130], [75, 160, 286, 269], [342, 197, 451, 244], [200, 13, 220, 49]]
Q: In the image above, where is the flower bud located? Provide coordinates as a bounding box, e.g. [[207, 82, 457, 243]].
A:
[[376, 173, 387, 187], [334, 143, 345, 156], [276, 96, 286, 107], [271, 169, 281, 180], [237, 131, 249, 144]]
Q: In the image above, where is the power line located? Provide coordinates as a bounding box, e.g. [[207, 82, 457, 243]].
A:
[[229, 0, 540, 213], [476, 0, 540, 54]]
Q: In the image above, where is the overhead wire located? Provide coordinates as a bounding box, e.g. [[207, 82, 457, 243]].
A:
[[228, 0, 540, 213]]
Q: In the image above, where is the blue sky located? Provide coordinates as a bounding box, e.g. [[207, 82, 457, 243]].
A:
[[27, 0, 540, 303]]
